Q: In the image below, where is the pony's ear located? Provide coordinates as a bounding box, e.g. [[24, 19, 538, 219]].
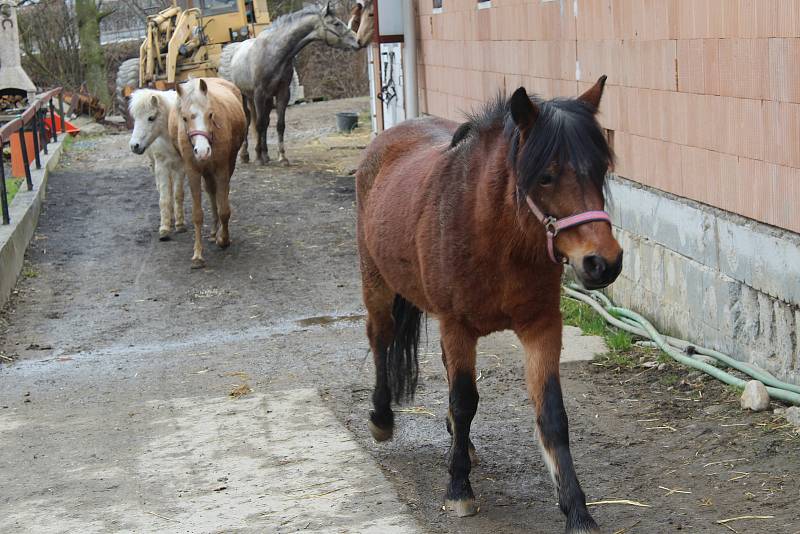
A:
[[578, 75, 607, 112], [199, 78, 208, 95], [509, 87, 538, 131], [150, 94, 159, 107], [323, 1, 332, 15]]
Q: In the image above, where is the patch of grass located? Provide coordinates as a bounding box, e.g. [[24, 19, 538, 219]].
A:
[[62, 134, 75, 150], [561, 295, 634, 352], [727, 384, 745, 396], [561, 297, 608, 337], [657, 353, 672, 364], [604, 351, 637, 368], [21, 264, 38, 278], [606, 329, 633, 352], [660, 373, 680, 386], [3, 177, 23, 205]]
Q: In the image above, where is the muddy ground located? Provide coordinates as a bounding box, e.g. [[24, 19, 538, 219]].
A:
[[1, 97, 799, 534]]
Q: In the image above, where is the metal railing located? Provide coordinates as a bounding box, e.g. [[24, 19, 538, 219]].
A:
[[0, 87, 65, 225]]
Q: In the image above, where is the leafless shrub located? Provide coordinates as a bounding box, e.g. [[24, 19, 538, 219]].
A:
[[295, 43, 368, 100], [18, 0, 83, 90]]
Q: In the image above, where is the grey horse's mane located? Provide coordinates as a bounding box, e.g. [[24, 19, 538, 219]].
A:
[[259, 4, 322, 37]]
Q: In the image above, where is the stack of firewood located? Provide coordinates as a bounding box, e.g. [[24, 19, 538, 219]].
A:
[[0, 94, 27, 111]]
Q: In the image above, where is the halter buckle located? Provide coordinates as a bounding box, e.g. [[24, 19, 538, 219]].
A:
[[544, 216, 559, 237]]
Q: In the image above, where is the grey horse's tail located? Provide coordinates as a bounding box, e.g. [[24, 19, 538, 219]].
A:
[[217, 42, 242, 82]]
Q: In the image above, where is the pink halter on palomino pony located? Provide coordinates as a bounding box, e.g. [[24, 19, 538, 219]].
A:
[[188, 130, 213, 144], [525, 195, 612, 264]]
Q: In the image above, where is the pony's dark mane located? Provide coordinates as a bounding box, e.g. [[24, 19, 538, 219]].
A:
[[450, 92, 613, 195]]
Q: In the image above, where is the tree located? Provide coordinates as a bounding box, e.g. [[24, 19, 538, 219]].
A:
[[76, 0, 113, 106]]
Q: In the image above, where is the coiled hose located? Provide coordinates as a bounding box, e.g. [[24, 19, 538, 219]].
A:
[[563, 283, 800, 406]]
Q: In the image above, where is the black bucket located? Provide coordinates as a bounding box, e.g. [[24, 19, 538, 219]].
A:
[[336, 112, 359, 133]]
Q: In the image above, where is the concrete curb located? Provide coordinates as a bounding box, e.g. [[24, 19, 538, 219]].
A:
[[0, 138, 66, 309]]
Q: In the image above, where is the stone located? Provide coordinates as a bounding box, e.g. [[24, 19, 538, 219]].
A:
[[739, 380, 770, 411], [657, 363, 667, 371], [785, 406, 800, 428]]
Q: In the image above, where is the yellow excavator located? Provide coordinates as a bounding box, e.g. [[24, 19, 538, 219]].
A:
[[115, 0, 271, 118]]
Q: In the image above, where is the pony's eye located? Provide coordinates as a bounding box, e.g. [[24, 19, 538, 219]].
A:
[[539, 173, 555, 186], [148, 116, 156, 122], [182, 117, 187, 122]]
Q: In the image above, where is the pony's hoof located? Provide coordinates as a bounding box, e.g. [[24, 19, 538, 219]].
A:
[[279, 158, 290, 167], [191, 258, 205, 269], [240, 153, 250, 163], [368, 419, 393, 442], [216, 237, 230, 249], [258, 156, 270, 165], [566, 514, 600, 534], [158, 230, 171, 241], [445, 498, 478, 517], [175, 224, 187, 233]]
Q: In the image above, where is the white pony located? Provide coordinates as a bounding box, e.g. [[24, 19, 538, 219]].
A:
[[128, 89, 186, 240]]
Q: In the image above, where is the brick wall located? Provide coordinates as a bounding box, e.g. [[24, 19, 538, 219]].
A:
[[415, 0, 800, 234]]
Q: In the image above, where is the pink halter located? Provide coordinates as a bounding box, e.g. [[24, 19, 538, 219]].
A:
[[525, 195, 612, 264], [188, 130, 212, 143]]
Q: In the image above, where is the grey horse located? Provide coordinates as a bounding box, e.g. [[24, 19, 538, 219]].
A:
[[219, 3, 358, 165]]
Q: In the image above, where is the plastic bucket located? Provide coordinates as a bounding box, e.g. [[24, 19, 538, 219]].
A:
[[336, 112, 358, 133]]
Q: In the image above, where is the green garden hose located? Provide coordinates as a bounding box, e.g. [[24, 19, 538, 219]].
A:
[[563, 283, 800, 406]]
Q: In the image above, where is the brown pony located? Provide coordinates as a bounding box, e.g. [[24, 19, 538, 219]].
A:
[[356, 76, 621, 533], [170, 78, 246, 268]]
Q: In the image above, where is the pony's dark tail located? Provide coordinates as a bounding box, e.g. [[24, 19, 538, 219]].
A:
[[388, 294, 423, 404]]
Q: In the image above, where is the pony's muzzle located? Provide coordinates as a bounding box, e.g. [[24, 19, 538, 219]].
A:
[[130, 142, 145, 155], [579, 251, 623, 289], [193, 143, 212, 161]]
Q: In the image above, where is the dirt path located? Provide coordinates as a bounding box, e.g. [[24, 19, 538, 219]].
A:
[[1, 98, 799, 534]]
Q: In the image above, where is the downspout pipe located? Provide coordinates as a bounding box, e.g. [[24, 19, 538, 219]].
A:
[[402, 0, 419, 119]]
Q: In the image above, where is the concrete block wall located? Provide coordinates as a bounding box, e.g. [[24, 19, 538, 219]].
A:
[[606, 177, 800, 384], [414, 0, 800, 382]]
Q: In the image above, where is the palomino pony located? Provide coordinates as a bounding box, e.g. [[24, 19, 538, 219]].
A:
[[356, 77, 622, 534], [219, 2, 358, 165], [170, 78, 246, 268], [128, 89, 186, 240], [353, 0, 373, 47]]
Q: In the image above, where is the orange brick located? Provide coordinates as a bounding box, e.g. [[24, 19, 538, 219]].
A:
[[717, 153, 740, 212], [677, 39, 704, 93], [718, 39, 769, 99], [755, 0, 779, 37], [702, 39, 720, 94], [736, 0, 759, 38], [734, 157, 770, 221], [769, 38, 800, 103], [763, 101, 800, 167], [681, 145, 709, 201], [734, 99, 764, 160], [775, 165, 800, 232], [665, 90, 689, 145]]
